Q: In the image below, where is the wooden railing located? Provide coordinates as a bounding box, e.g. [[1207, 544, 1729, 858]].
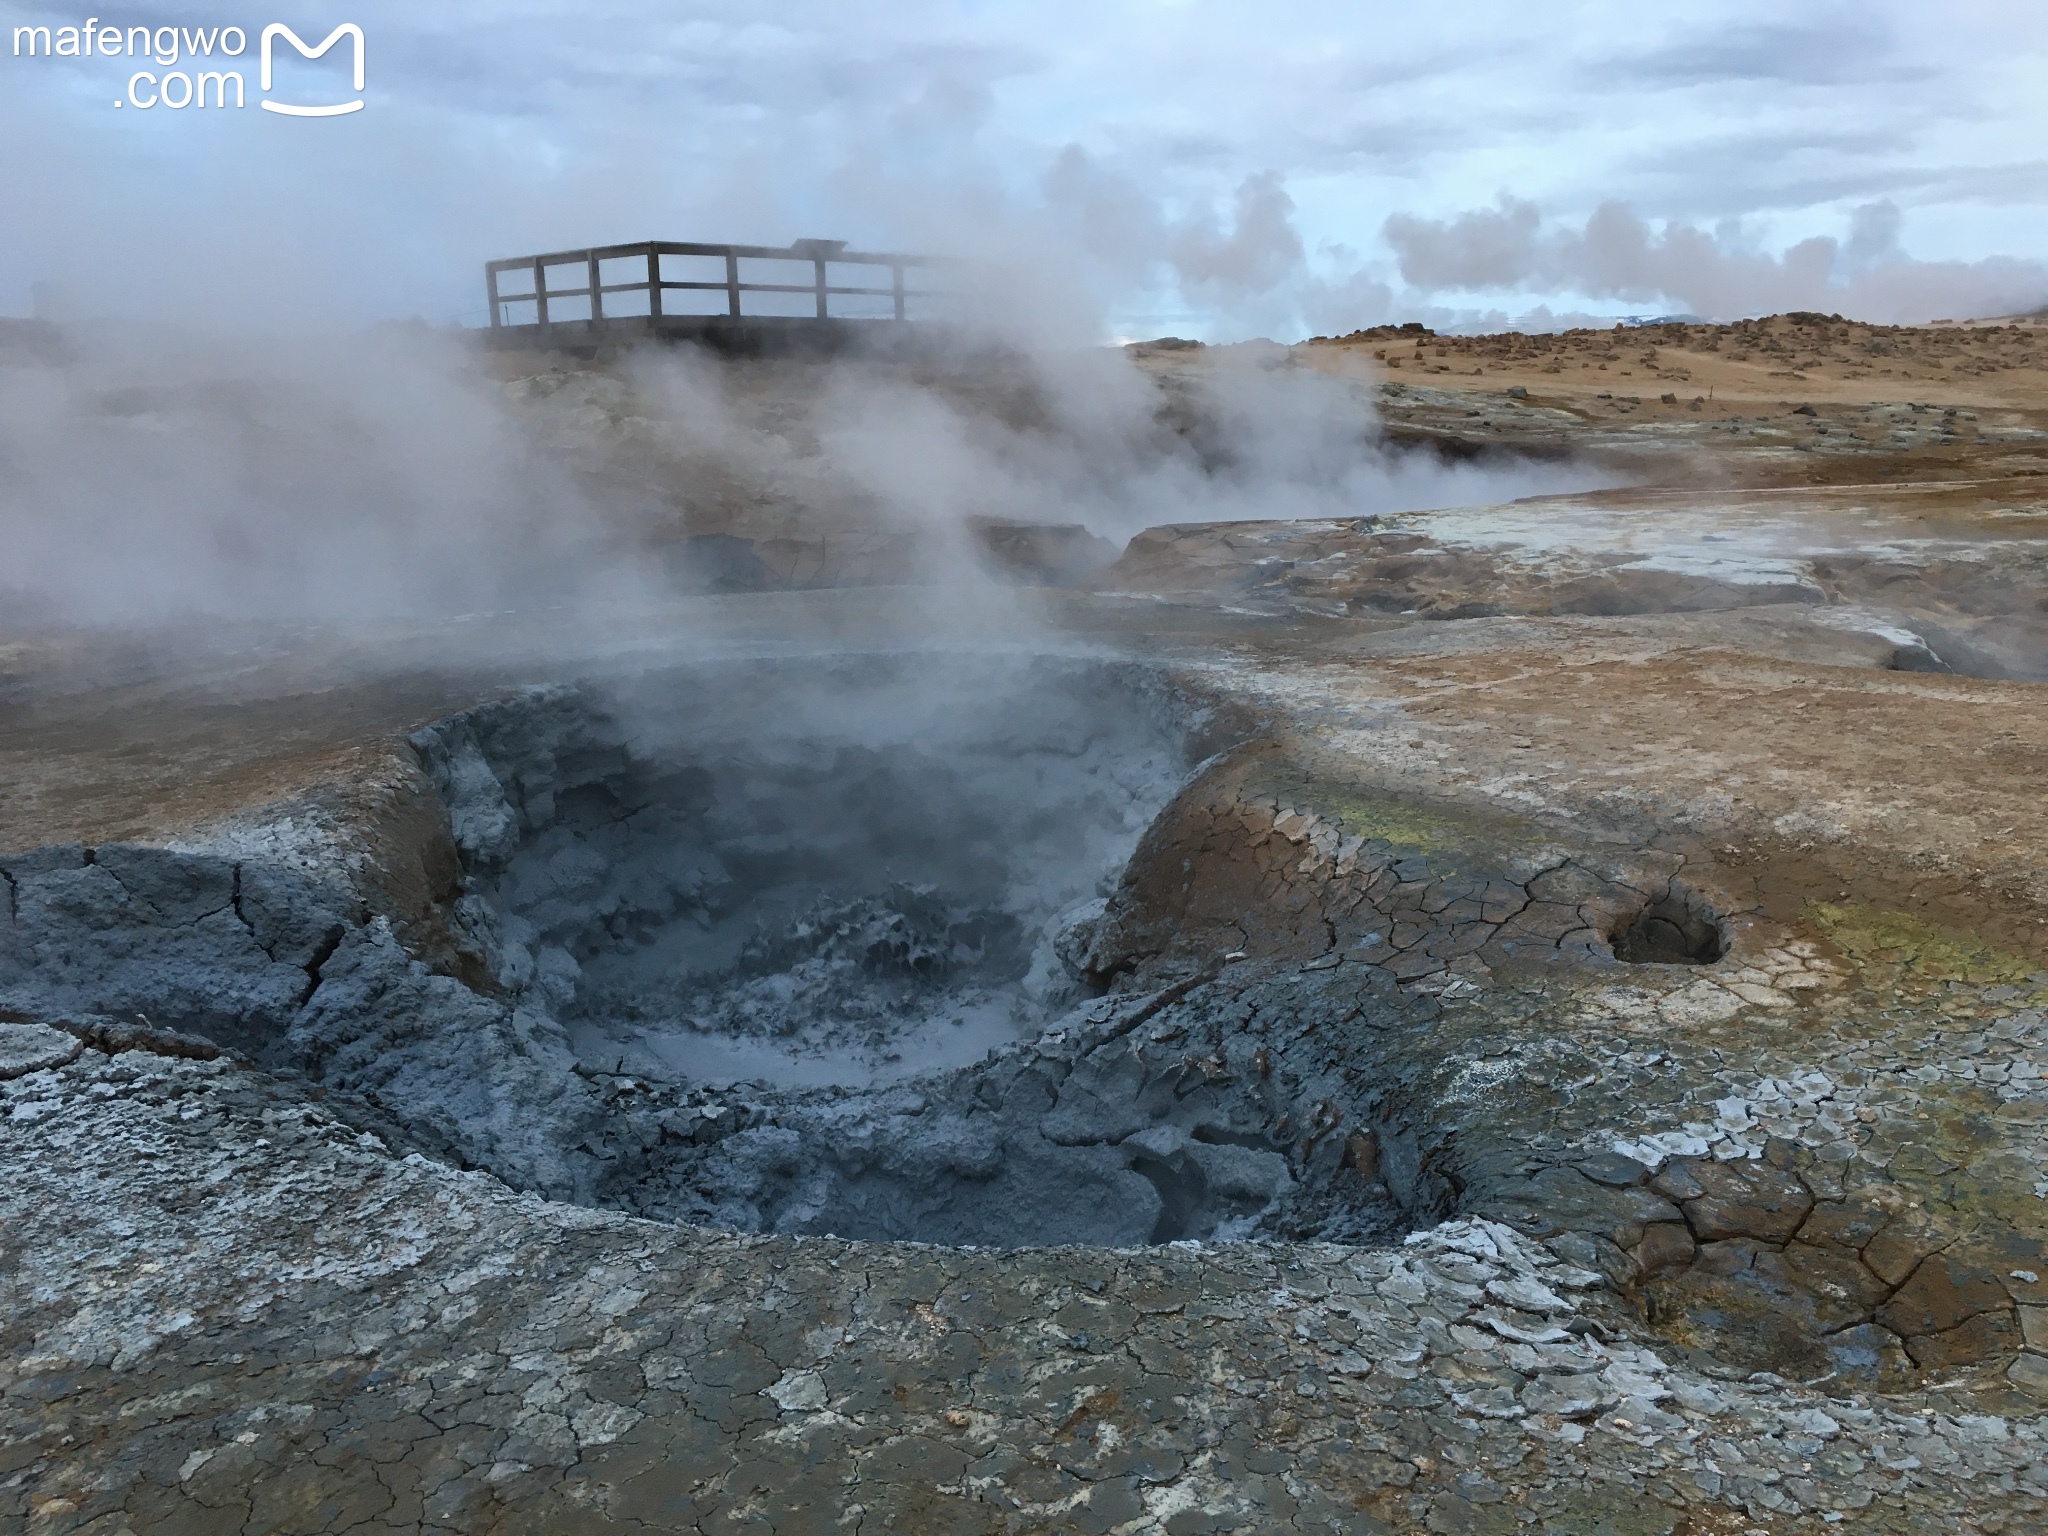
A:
[[484, 238, 938, 330]]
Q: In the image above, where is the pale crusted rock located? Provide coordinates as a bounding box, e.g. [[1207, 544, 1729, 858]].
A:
[[0, 1019, 80, 1079]]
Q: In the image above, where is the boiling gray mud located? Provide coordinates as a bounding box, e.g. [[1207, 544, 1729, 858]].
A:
[[415, 654, 1202, 1088], [570, 965, 1432, 1249]]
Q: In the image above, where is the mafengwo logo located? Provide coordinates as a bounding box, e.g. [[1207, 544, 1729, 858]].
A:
[[11, 20, 364, 115]]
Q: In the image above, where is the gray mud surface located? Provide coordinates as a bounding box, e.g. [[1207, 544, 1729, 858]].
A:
[[416, 656, 1200, 1086]]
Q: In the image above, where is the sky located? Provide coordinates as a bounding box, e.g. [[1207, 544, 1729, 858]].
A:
[[3, 1, 2048, 339]]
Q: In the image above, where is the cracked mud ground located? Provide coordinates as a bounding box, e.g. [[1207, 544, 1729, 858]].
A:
[[8, 326, 2048, 1535]]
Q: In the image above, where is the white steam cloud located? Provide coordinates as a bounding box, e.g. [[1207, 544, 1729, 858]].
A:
[[0, 323, 648, 628], [0, 314, 1609, 630]]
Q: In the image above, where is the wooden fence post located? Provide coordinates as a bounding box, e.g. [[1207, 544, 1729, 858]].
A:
[[534, 257, 550, 332], [647, 247, 662, 320], [814, 256, 828, 319], [486, 265, 502, 328], [725, 252, 741, 318], [587, 250, 604, 327]]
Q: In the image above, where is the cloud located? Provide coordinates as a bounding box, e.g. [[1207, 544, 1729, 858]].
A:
[[1843, 200, 1903, 270], [1383, 197, 2048, 323], [1168, 172, 1305, 298], [1381, 198, 1542, 292], [1040, 152, 1337, 337], [1598, 17, 1924, 89]]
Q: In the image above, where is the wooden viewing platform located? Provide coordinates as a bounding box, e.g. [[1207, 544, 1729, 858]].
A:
[[482, 238, 945, 354]]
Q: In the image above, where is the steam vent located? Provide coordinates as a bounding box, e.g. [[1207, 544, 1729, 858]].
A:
[[10, 309, 2048, 1535]]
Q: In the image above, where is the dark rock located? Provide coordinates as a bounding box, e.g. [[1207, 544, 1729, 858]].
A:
[[1778, 1241, 1892, 1331], [1901, 1309, 2019, 1370], [1968, 1231, 2048, 1306], [1645, 1241, 1872, 1383], [1650, 1162, 1704, 1202], [1667, 1157, 1813, 1244], [1797, 1198, 1895, 1254], [972, 518, 1120, 587], [2008, 1353, 2048, 1398], [1544, 1230, 1639, 1289], [1479, 1165, 1682, 1249], [1576, 1151, 1649, 1188], [1819, 1323, 1916, 1390], [1862, 1209, 1953, 1288], [1889, 1142, 1960, 1178], [1690, 1237, 1767, 1277], [54, 1015, 230, 1063], [1631, 1221, 1696, 1280], [1878, 1254, 2015, 1341]]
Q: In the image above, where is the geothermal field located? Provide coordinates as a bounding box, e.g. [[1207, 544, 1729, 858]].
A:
[[5, 309, 2048, 1535]]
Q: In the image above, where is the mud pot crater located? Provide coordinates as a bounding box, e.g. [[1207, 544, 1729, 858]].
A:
[[0, 652, 1741, 1259], [403, 655, 1432, 1247]]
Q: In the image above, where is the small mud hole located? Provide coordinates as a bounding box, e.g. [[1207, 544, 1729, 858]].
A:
[[1610, 890, 1727, 965]]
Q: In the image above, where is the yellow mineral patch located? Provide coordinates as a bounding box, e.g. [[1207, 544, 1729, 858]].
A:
[[1807, 900, 2038, 984]]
